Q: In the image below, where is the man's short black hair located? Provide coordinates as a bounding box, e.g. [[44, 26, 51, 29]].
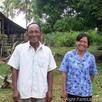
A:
[[76, 32, 90, 47], [26, 22, 41, 32]]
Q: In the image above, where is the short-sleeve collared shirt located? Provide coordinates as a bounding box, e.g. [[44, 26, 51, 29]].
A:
[[8, 41, 56, 99], [59, 49, 97, 97]]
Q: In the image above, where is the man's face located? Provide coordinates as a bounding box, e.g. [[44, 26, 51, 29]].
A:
[[27, 24, 42, 44]]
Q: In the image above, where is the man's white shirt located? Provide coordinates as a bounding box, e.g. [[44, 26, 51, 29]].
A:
[[8, 41, 56, 99]]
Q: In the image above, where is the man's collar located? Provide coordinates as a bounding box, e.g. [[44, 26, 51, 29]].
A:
[[27, 41, 43, 50]]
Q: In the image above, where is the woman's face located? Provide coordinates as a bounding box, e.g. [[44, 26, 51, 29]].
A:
[[76, 37, 88, 52]]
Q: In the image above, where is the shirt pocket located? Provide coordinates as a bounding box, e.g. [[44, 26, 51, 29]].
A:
[[37, 56, 49, 68], [38, 60, 45, 68]]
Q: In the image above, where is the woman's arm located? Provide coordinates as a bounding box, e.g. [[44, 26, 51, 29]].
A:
[[61, 72, 68, 102]]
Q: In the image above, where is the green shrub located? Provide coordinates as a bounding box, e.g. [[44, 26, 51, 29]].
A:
[[44, 30, 102, 47], [41, 23, 53, 33], [44, 31, 78, 47], [88, 30, 102, 45], [54, 17, 86, 32]]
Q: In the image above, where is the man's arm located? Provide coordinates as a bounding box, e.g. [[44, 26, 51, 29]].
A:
[[11, 67, 20, 102], [46, 71, 53, 102], [12, 68, 18, 91]]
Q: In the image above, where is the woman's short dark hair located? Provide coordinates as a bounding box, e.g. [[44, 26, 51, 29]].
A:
[[26, 22, 41, 32], [76, 32, 90, 47]]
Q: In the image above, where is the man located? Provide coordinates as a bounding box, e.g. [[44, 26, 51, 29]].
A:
[[8, 23, 56, 102]]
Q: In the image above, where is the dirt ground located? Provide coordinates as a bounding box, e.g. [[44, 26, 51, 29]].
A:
[[0, 58, 6, 64]]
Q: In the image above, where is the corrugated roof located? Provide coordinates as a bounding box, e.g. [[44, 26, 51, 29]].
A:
[[0, 12, 26, 35]]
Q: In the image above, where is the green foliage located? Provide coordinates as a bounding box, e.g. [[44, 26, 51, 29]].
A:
[[1, 0, 102, 32], [36, 0, 66, 22], [88, 30, 102, 45], [36, 0, 102, 32], [54, 17, 86, 31], [0, 0, 16, 18], [41, 23, 53, 33], [44, 30, 102, 47], [68, 0, 102, 32], [0, 64, 10, 75], [44, 33, 56, 46], [44, 31, 78, 47]]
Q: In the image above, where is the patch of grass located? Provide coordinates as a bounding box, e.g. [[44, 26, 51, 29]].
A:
[[92, 63, 102, 101], [0, 89, 12, 102], [0, 64, 11, 75]]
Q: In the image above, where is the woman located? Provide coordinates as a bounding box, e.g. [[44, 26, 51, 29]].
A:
[[59, 33, 97, 102]]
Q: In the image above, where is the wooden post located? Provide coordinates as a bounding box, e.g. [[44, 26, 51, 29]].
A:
[[0, 17, 4, 56]]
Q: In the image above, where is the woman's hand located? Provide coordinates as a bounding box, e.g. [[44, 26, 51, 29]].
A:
[[60, 90, 68, 102]]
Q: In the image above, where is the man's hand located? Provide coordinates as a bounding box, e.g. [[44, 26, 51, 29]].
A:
[[12, 89, 20, 102], [45, 91, 53, 102]]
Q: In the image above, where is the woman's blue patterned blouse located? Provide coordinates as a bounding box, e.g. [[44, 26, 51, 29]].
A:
[[59, 49, 97, 96]]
